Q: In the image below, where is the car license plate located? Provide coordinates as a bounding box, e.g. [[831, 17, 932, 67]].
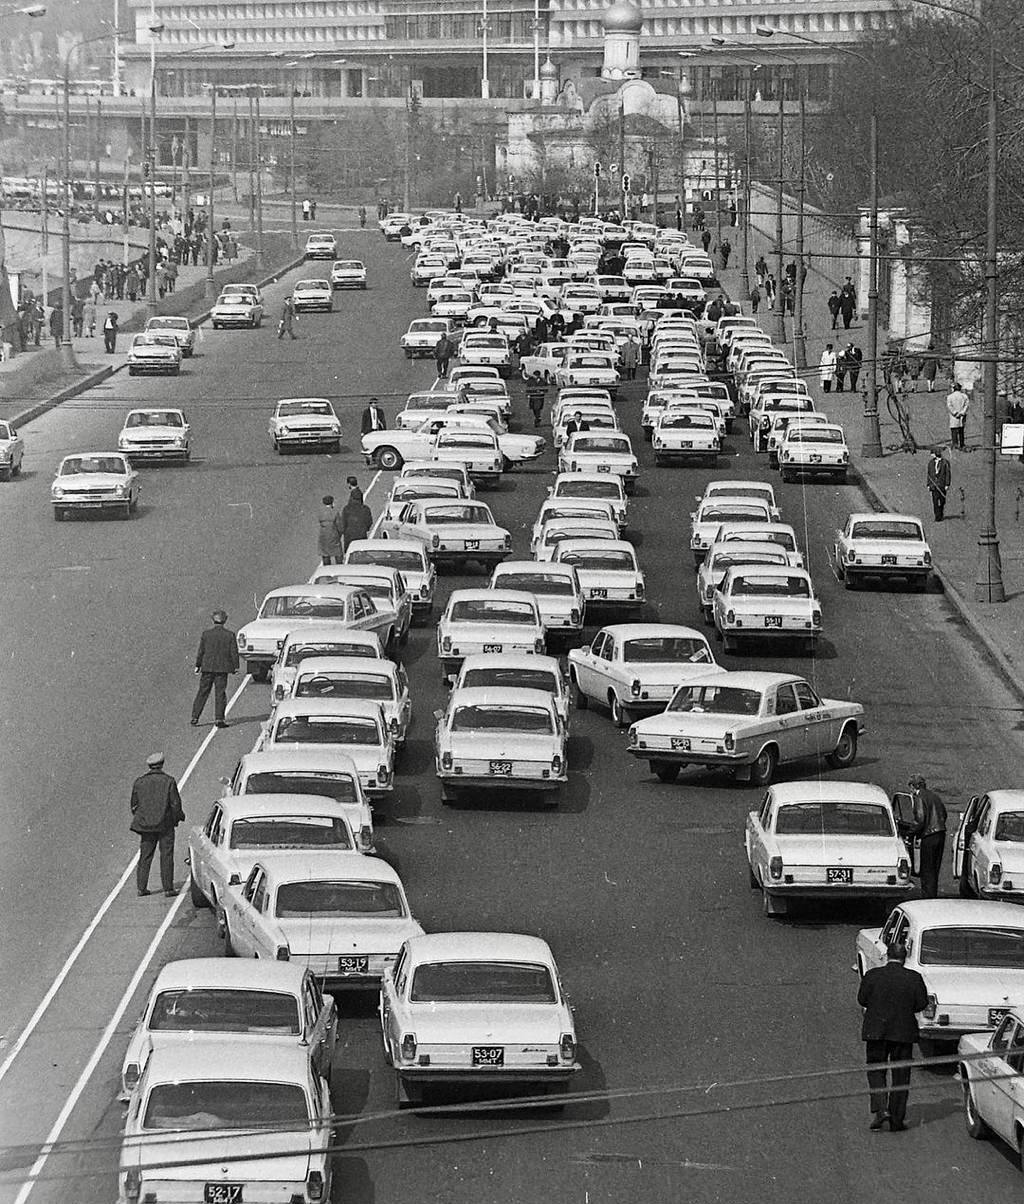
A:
[[881, 554, 897, 565], [680, 441, 693, 448], [483, 643, 503, 653], [670, 737, 691, 751], [597, 464, 610, 472], [465, 539, 480, 550], [590, 587, 607, 598], [826, 867, 853, 884], [989, 1007, 1010, 1027], [338, 955, 369, 974], [489, 760, 513, 775], [472, 1045, 505, 1066], [764, 615, 783, 628], [205, 1187, 243, 1204], [809, 454, 822, 463]]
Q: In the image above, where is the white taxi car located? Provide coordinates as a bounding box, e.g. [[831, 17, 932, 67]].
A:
[[779, 421, 850, 482], [291, 278, 334, 313], [555, 352, 619, 395], [696, 541, 792, 623], [126, 331, 182, 376], [400, 459, 476, 498], [857, 900, 1024, 1053], [268, 397, 342, 454], [627, 671, 865, 786], [534, 516, 619, 563], [344, 538, 436, 620], [144, 314, 195, 356], [549, 472, 628, 531], [434, 687, 567, 803], [304, 231, 337, 258], [255, 698, 396, 798], [210, 286, 263, 328], [119, 959, 337, 1100], [382, 500, 511, 569], [51, 452, 140, 521], [188, 793, 365, 920], [568, 623, 718, 727], [331, 259, 367, 288], [459, 331, 512, 374], [270, 626, 385, 703], [454, 653, 570, 723], [521, 341, 573, 382], [288, 656, 412, 746], [400, 316, 460, 357], [714, 521, 805, 568], [530, 498, 619, 549], [834, 512, 932, 591], [553, 539, 645, 609], [712, 564, 822, 655], [117, 408, 191, 462], [689, 496, 774, 564], [652, 409, 720, 466], [0, 420, 24, 481], [698, 479, 780, 519], [309, 564, 413, 646], [953, 790, 1024, 901], [411, 253, 448, 285], [959, 1008, 1024, 1158], [745, 781, 912, 917], [437, 589, 545, 679], [238, 584, 398, 681], [558, 432, 638, 494], [490, 560, 585, 644], [223, 852, 422, 987], [118, 1042, 333, 1204], [379, 932, 580, 1105]]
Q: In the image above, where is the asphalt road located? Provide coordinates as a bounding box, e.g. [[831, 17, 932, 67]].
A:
[[2, 230, 1024, 1204]]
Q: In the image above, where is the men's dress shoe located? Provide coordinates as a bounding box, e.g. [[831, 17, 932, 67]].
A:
[[137, 889, 151, 897], [164, 890, 177, 898], [215, 721, 229, 729], [189, 718, 198, 726], [889, 1121, 907, 1132], [869, 1112, 889, 1131]]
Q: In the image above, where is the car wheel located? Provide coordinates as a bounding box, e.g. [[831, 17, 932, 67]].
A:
[[609, 693, 630, 729], [128, 367, 137, 376], [330, 440, 341, 454], [762, 889, 788, 917], [722, 634, 736, 654], [650, 760, 679, 784], [121, 502, 132, 519], [54, 507, 65, 522], [748, 745, 779, 787], [963, 1081, 990, 1139], [958, 869, 975, 898], [248, 662, 269, 683], [701, 606, 713, 625], [918, 1037, 937, 1062], [844, 572, 860, 591], [825, 724, 858, 769], [834, 552, 845, 580], [375, 447, 403, 470], [571, 673, 588, 710], [440, 782, 456, 806], [748, 862, 759, 889], [189, 871, 209, 909], [223, 924, 236, 957]]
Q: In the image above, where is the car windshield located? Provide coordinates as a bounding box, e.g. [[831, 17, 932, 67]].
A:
[[461, 667, 558, 693], [774, 803, 894, 837], [559, 549, 634, 570], [558, 481, 621, 499], [284, 641, 374, 666], [147, 318, 188, 331], [424, 505, 491, 524], [348, 548, 424, 572], [336, 261, 362, 270], [622, 637, 712, 664], [144, 1082, 308, 1130], [995, 812, 1024, 842], [278, 400, 332, 417], [297, 280, 329, 290], [410, 961, 557, 1003], [133, 334, 177, 347], [60, 456, 125, 475], [125, 411, 183, 428], [261, 595, 348, 619], [230, 815, 353, 850], [243, 771, 358, 804], [573, 436, 630, 454], [149, 988, 300, 1035], [918, 927, 1024, 968], [276, 880, 404, 918], [450, 600, 535, 623], [295, 674, 393, 701], [274, 716, 380, 745], [545, 526, 613, 546], [669, 684, 762, 715], [451, 705, 554, 733], [851, 520, 923, 541], [467, 336, 506, 349], [790, 429, 844, 444], [730, 574, 810, 598], [494, 573, 573, 596], [0, 424, 9, 439]]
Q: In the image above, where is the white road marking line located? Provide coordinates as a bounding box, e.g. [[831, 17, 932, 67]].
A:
[[12, 891, 187, 1204], [364, 469, 382, 500], [0, 675, 250, 1087]]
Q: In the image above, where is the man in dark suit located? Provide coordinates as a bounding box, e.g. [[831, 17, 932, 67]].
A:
[[361, 398, 386, 435], [130, 752, 185, 897], [857, 942, 929, 1131], [564, 411, 591, 438], [190, 609, 240, 728]]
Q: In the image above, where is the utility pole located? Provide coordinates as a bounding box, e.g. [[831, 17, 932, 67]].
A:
[[289, 87, 297, 249], [793, 86, 807, 370], [247, 92, 256, 236], [147, 31, 158, 314], [182, 117, 191, 228], [403, 85, 412, 212], [254, 91, 265, 269], [863, 110, 882, 459], [95, 97, 102, 216], [772, 71, 786, 343], [741, 73, 751, 296], [231, 96, 238, 202], [618, 100, 625, 218], [40, 164, 48, 310], [205, 85, 217, 299], [712, 70, 721, 250]]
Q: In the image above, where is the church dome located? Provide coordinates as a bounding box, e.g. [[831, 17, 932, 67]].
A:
[[602, 1, 642, 32], [540, 57, 558, 79]]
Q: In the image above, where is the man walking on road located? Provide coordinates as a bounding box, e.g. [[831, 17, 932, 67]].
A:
[[318, 494, 344, 565], [130, 752, 185, 898], [845, 343, 863, 392], [927, 447, 950, 521], [340, 491, 373, 551], [278, 295, 298, 340], [946, 382, 970, 449], [434, 333, 455, 378], [190, 609, 240, 728], [909, 775, 947, 899], [102, 310, 119, 353], [857, 942, 928, 1132], [839, 277, 857, 329]]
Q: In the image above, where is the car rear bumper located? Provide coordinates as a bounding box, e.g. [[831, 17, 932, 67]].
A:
[[439, 773, 566, 792], [398, 1065, 579, 1084], [762, 883, 912, 899]]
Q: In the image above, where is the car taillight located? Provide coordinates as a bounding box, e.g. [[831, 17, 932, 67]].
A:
[[378, 764, 390, 783], [552, 754, 562, 775], [307, 1171, 325, 1201], [630, 678, 641, 696], [390, 717, 399, 735], [441, 751, 453, 770], [570, 608, 581, 624], [991, 863, 1003, 885], [441, 635, 452, 651], [125, 1170, 141, 1202], [570, 460, 577, 471], [401, 1033, 417, 1061], [636, 579, 645, 599], [924, 550, 932, 566], [724, 731, 735, 750], [359, 824, 373, 850], [922, 993, 937, 1019], [276, 945, 290, 961], [769, 856, 783, 880], [505, 533, 513, 549], [811, 609, 822, 627], [236, 633, 245, 648], [726, 609, 735, 623], [705, 584, 714, 600], [898, 858, 910, 880], [534, 637, 545, 652], [274, 683, 285, 700], [123, 1063, 141, 1092], [846, 549, 856, 563], [432, 534, 440, 548], [559, 1033, 576, 1062]]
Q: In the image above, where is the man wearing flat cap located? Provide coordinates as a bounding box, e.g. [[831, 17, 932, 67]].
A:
[[909, 775, 947, 898], [190, 609, 240, 728], [129, 753, 185, 897]]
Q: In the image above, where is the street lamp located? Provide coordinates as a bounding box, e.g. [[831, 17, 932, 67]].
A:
[[479, 0, 490, 100]]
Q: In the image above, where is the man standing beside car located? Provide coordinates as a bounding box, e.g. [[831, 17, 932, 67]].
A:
[[909, 775, 947, 899], [130, 753, 185, 898], [190, 609, 240, 728]]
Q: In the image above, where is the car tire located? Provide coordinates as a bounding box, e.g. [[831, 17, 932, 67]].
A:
[[748, 862, 759, 889], [762, 889, 788, 917], [843, 572, 860, 591], [54, 507, 65, 522], [958, 870, 975, 898], [128, 367, 137, 376], [701, 606, 713, 625], [609, 693, 630, 728], [825, 724, 858, 769], [571, 674, 588, 710], [330, 440, 341, 454], [375, 447, 403, 470], [721, 634, 736, 654], [248, 662, 269, 683], [0, 467, 10, 483], [651, 760, 679, 784], [223, 924, 236, 957], [963, 1081, 990, 1139], [748, 744, 779, 787], [189, 871, 209, 909], [121, 502, 132, 519]]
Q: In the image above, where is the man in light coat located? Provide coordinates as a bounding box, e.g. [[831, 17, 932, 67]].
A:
[[819, 343, 837, 393], [318, 495, 344, 564], [946, 382, 970, 449]]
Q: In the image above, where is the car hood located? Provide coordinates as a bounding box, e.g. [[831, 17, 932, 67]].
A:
[[410, 1005, 565, 1045], [54, 472, 128, 489], [124, 1129, 314, 1181], [774, 835, 903, 865], [280, 916, 423, 955]]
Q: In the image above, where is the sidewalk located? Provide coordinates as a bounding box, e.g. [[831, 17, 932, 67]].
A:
[[719, 255, 1024, 699]]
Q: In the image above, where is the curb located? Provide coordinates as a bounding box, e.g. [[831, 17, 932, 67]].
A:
[[7, 253, 307, 431], [853, 466, 1024, 706]]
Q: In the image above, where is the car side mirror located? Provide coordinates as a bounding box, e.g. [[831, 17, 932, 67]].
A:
[[218, 776, 230, 786], [228, 873, 241, 886]]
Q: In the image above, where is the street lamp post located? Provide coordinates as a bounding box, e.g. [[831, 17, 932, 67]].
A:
[[205, 84, 217, 300], [480, 0, 490, 100], [532, 0, 541, 100]]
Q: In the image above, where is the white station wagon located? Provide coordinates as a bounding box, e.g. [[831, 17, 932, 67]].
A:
[[953, 789, 1024, 902], [834, 512, 932, 591], [379, 932, 580, 1106], [712, 563, 822, 655], [437, 589, 545, 679], [745, 781, 913, 917], [435, 686, 567, 803], [696, 541, 791, 623]]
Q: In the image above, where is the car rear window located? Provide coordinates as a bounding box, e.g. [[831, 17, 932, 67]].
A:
[[243, 771, 359, 804], [230, 815, 353, 850], [276, 880, 404, 918], [144, 1082, 308, 1130], [410, 961, 556, 1003], [774, 803, 894, 837], [918, 927, 1024, 968], [149, 988, 300, 1035]]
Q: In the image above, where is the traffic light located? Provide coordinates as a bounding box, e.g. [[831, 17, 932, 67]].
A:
[[593, 162, 601, 178], [621, 173, 631, 194]]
